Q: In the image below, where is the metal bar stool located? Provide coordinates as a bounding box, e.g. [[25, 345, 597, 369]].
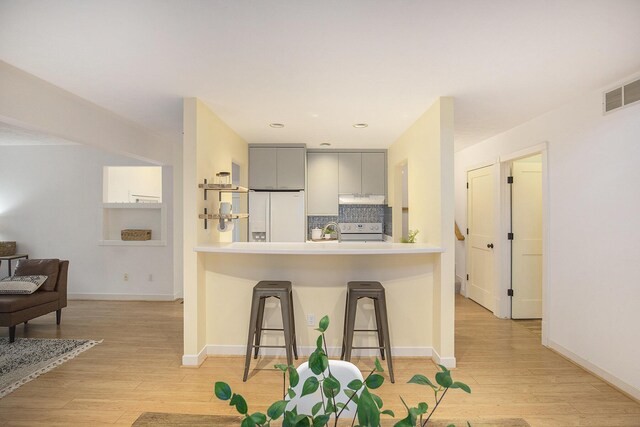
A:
[[341, 281, 394, 383], [243, 280, 298, 381]]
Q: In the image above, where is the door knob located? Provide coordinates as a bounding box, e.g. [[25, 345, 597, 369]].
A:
[[487, 243, 494, 249]]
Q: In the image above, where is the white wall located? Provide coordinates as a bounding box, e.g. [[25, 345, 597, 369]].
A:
[[455, 73, 640, 398], [0, 144, 176, 300]]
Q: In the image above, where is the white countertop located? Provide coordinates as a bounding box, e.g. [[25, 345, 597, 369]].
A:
[[194, 241, 443, 255]]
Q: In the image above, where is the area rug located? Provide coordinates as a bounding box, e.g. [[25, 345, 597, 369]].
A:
[[133, 412, 530, 426], [0, 337, 101, 398]]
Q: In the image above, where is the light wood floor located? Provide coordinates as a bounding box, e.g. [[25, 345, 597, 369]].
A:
[[0, 296, 638, 426]]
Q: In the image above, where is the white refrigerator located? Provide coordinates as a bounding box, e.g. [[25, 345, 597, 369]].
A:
[[249, 191, 305, 242]]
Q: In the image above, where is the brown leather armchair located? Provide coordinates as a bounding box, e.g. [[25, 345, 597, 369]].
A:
[[0, 259, 69, 342]]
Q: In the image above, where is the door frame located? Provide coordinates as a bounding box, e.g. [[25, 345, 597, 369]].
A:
[[464, 160, 501, 313], [498, 142, 550, 345]]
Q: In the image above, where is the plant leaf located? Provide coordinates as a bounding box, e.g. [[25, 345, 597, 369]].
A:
[[416, 402, 428, 415], [316, 335, 323, 350], [324, 401, 335, 414], [356, 388, 380, 427], [301, 376, 320, 397], [274, 364, 289, 372], [381, 409, 395, 417], [311, 401, 323, 416], [294, 414, 310, 427], [407, 374, 437, 389], [435, 370, 453, 388], [267, 400, 287, 420], [323, 376, 340, 391], [312, 415, 330, 427], [317, 315, 329, 333], [309, 350, 328, 375], [451, 381, 472, 393], [230, 393, 248, 415], [347, 379, 363, 390], [214, 382, 232, 401], [374, 357, 384, 372], [288, 388, 296, 399], [322, 376, 340, 399], [371, 393, 383, 408], [288, 366, 300, 388], [437, 364, 449, 372], [241, 416, 256, 427], [394, 416, 415, 427], [343, 389, 359, 404], [250, 412, 267, 424], [365, 374, 384, 389]]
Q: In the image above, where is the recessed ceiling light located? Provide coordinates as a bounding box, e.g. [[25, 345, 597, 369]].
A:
[[269, 123, 285, 128], [353, 123, 368, 128], [320, 142, 331, 147]]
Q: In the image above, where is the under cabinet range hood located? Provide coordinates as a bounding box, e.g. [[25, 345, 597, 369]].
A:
[[338, 194, 385, 205]]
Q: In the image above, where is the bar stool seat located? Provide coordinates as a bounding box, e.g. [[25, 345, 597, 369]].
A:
[[243, 280, 298, 381], [341, 281, 394, 383]]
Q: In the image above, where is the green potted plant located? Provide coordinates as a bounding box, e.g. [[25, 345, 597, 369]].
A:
[[400, 229, 419, 243], [215, 315, 470, 426]]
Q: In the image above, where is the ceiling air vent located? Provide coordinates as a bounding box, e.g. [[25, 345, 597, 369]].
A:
[[604, 77, 640, 114], [604, 88, 622, 112], [623, 79, 640, 105]]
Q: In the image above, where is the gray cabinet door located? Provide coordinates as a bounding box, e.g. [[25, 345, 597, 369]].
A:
[[338, 152, 361, 194], [361, 152, 386, 195], [249, 147, 277, 189], [307, 152, 339, 215], [277, 147, 305, 189]]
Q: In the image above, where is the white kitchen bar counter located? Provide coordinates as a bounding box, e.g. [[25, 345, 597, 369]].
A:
[[194, 241, 443, 255], [185, 240, 453, 369]]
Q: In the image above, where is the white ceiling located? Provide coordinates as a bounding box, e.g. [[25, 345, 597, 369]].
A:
[[1, 1, 639, 151]]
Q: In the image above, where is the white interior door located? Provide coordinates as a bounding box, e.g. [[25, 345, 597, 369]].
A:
[[511, 156, 543, 319], [467, 166, 495, 312]]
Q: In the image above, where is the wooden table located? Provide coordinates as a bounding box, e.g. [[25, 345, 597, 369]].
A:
[[0, 253, 28, 277], [132, 412, 530, 426]]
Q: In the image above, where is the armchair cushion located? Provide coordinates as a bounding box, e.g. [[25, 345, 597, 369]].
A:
[[15, 259, 60, 291], [0, 275, 48, 294], [0, 291, 59, 313]]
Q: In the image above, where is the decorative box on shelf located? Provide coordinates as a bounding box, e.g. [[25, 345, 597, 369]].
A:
[[121, 229, 152, 241], [0, 241, 17, 256]]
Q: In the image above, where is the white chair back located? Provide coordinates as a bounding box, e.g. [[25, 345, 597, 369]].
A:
[[286, 360, 364, 418]]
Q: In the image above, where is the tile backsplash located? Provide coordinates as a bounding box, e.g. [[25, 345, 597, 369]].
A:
[[307, 204, 387, 239], [339, 204, 384, 223], [308, 215, 338, 239]]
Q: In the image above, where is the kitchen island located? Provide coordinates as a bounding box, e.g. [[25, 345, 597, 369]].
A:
[[184, 242, 453, 370]]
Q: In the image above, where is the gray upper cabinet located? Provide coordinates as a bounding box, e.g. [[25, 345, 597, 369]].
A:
[[276, 147, 305, 190], [249, 146, 305, 190], [338, 153, 362, 194], [249, 147, 277, 189], [307, 152, 339, 215], [361, 152, 386, 195]]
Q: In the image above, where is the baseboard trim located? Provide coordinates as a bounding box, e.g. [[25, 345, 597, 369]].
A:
[[432, 348, 457, 368], [182, 346, 207, 366], [200, 345, 434, 358], [548, 339, 639, 401], [68, 293, 177, 301]]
